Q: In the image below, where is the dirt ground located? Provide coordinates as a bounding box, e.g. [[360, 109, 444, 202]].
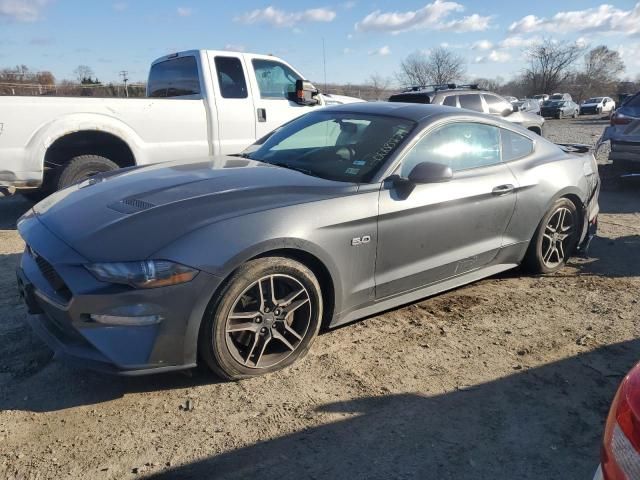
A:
[[1, 116, 639, 480]]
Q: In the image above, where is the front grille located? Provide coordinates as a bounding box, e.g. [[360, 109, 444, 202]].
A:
[[28, 246, 72, 301]]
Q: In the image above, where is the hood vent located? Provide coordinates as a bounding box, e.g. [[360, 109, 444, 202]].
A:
[[108, 198, 156, 214]]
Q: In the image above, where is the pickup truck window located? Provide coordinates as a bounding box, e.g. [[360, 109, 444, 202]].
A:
[[148, 56, 201, 98], [252, 59, 302, 100], [214, 56, 248, 99]]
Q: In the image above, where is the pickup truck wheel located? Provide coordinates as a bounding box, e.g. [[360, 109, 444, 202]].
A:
[[199, 257, 323, 380], [56, 155, 119, 190]]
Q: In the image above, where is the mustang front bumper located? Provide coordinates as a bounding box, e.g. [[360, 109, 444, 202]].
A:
[[16, 213, 221, 375]]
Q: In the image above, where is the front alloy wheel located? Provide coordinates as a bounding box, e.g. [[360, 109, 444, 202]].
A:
[[199, 257, 323, 380]]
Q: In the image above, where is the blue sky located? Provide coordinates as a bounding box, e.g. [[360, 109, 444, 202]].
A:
[[1, 0, 639, 84]]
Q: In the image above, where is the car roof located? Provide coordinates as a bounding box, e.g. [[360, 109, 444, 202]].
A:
[[321, 101, 464, 122]]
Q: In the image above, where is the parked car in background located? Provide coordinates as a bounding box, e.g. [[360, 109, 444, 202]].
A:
[[533, 94, 549, 104], [550, 93, 572, 102], [388, 84, 545, 135], [0, 49, 363, 198], [16, 102, 599, 379], [580, 97, 616, 115], [540, 100, 580, 119], [598, 91, 640, 173], [593, 361, 640, 480], [513, 98, 541, 115]]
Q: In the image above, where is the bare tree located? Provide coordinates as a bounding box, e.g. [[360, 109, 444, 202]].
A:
[[571, 46, 625, 100], [523, 39, 583, 94], [367, 73, 391, 100], [73, 65, 95, 83], [396, 47, 466, 87]]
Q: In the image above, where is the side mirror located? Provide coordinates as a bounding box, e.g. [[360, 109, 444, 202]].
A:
[[512, 104, 520, 112], [501, 106, 514, 116], [290, 79, 319, 106], [407, 162, 453, 184]]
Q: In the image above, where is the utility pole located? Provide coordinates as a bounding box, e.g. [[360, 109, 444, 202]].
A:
[[119, 70, 129, 98]]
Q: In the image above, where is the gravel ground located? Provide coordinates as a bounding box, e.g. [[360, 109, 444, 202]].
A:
[[0, 115, 639, 480]]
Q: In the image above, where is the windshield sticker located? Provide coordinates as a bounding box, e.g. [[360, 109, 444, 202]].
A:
[[353, 160, 366, 166], [345, 168, 360, 175]]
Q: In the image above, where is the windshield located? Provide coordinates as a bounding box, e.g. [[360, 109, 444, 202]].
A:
[[550, 95, 564, 100], [242, 112, 416, 183], [586, 97, 603, 104], [544, 100, 564, 107]]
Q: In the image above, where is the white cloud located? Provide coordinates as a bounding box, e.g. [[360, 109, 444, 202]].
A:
[[342, 1, 356, 9], [0, 0, 50, 22], [509, 3, 640, 35], [236, 6, 336, 28], [472, 39, 493, 50], [177, 7, 192, 17], [369, 45, 391, 56], [355, 0, 492, 34], [224, 44, 245, 52], [475, 50, 511, 63], [498, 35, 541, 49], [113, 2, 127, 12]]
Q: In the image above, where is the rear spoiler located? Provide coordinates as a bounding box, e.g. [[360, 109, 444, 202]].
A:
[[556, 143, 592, 155]]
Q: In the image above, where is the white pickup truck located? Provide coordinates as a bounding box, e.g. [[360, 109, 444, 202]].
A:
[[0, 50, 362, 197]]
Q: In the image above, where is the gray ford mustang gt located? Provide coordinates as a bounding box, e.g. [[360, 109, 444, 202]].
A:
[[16, 103, 600, 380]]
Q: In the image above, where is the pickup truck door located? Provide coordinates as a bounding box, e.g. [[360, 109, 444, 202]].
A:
[[206, 53, 256, 155], [248, 58, 319, 139]]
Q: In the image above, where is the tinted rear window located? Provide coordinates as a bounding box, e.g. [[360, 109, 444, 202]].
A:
[[214, 56, 248, 99], [388, 93, 431, 104], [625, 93, 640, 107], [148, 56, 200, 98], [458, 94, 483, 112], [443, 95, 457, 107]]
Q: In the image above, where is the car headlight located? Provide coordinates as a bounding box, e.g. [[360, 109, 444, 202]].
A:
[[85, 260, 198, 288]]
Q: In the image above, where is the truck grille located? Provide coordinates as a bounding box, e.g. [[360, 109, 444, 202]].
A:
[[28, 246, 72, 301]]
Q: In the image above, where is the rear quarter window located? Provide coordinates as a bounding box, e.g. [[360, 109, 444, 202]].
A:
[[148, 56, 201, 98], [501, 129, 534, 162]]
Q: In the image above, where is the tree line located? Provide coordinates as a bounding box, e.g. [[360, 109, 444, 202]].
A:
[[2, 41, 639, 101]]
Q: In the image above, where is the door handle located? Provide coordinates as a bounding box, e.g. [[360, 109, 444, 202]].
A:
[[492, 184, 515, 195], [257, 108, 267, 122]]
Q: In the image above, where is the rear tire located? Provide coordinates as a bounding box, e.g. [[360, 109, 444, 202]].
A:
[[199, 257, 323, 380], [524, 198, 579, 274], [55, 155, 119, 190]]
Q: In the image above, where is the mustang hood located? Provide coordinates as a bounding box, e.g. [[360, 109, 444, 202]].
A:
[[30, 156, 356, 261]]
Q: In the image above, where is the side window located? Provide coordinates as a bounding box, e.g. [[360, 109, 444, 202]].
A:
[[252, 59, 302, 99], [214, 56, 248, 99], [458, 94, 483, 112], [402, 122, 501, 176], [148, 56, 200, 98], [483, 94, 511, 115], [501, 129, 533, 162], [443, 95, 457, 107]]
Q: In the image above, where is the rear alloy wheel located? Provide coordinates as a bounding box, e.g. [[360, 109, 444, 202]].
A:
[[524, 198, 579, 274], [200, 257, 323, 380]]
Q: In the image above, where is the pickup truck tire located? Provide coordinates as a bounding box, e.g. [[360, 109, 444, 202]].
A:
[[56, 155, 119, 190]]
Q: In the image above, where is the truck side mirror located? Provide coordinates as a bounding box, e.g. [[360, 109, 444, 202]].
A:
[[291, 79, 319, 106]]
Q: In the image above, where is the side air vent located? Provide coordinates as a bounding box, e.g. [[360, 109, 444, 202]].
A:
[[107, 198, 156, 214]]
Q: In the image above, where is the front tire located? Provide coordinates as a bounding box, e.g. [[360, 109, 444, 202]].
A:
[[199, 257, 323, 380], [524, 198, 579, 274]]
